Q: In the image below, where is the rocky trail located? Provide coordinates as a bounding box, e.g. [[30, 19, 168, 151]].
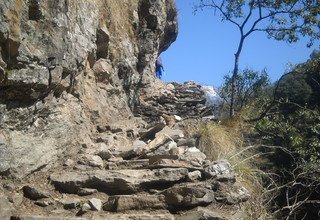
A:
[[1, 82, 249, 220]]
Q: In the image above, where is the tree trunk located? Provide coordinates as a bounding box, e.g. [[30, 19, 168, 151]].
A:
[[230, 36, 244, 117], [230, 54, 239, 117]]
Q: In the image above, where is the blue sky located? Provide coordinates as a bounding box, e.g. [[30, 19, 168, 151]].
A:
[[161, 0, 319, 87]]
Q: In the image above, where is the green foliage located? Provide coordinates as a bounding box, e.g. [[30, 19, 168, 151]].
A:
[[275, 55, 320, 110], [195, 0, 319, 117], [220, 68, 270, 112], [196, 0, 320, 46], [256, 55, 320, 164], [256, 108, 320, 163], [253, 55, 320, 219], [276, 73, 313, 106]]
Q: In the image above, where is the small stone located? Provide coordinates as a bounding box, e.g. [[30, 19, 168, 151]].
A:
[[78, 155, 104, 168], [187, 171, 202, 182], [88, 198, 102, 211], [63, 159, 74, 167], [174, 115, 182, 121], [61, 198, 81, 209], [97, 149, 112, 160], [81, 202, 91, 212], [203, 160, 234, 180], [169, 146, 185, 155], [77, 188, 98, 196], [35, 200, 52, 207], [108, 157, 123, 162]]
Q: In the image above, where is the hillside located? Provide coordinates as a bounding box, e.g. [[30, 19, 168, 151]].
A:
[[0, 1, 250, 219]]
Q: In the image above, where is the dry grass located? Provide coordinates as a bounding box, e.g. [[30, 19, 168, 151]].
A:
[[184, 120, 240, 161], [183, 116, 273, 219]]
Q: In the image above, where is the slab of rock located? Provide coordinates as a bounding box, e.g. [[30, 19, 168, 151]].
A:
[[149, 159, 202, 170], [50, 168, 189, 194], [156, 127, 184, 141], [50, 172, 91, 194], [106, 159, 149, 170], [89, 213, 174, 220], [176, 207, 226, 220], [103, 194, 165, 212], [161, 183, 215, 209], [23, 185, 50, 200], [215, 183, 250, 205]]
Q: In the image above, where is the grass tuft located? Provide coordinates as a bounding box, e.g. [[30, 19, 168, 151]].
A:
[[183, 116, 273, 219]]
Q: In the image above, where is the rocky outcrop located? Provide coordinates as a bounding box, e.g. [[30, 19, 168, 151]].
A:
[[0, 0, 178, 178]]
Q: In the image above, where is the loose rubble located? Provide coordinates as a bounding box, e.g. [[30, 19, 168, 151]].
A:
[[3, 122, 249, 219]]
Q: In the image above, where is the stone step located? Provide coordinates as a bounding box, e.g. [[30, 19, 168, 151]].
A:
[[106, 159, 149, 170], [10, 216, 83, 220], [103, 194, 166, 212], [83, 212, 174, 220], [161, 182, 216, 210], [50, 168, 189, 195]]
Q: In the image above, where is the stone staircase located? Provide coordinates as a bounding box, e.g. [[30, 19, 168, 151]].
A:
[[135, 81, 215, 124], [4, 122, 250, 220]]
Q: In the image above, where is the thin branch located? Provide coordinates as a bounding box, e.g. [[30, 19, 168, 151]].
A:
[[198, 1, 241, 29]]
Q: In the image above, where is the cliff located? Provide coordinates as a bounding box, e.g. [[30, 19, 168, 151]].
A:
[[0, 1, 249, 219], [0, 0, 177, 178]]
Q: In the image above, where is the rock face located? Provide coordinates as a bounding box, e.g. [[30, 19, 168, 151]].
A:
[[0, 1, 250, 219], [0, 0, 178, 178]]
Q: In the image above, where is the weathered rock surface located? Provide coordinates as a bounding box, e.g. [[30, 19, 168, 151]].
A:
[[0, 0, 178, 179]]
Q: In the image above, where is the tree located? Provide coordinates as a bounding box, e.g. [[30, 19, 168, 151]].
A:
[[195, 0, 320, 117], [220, 68, 270, 112]]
